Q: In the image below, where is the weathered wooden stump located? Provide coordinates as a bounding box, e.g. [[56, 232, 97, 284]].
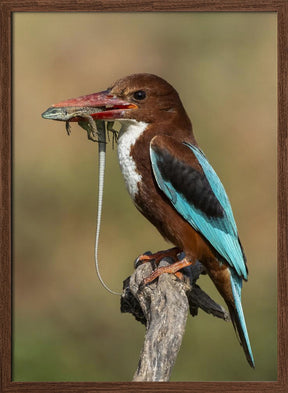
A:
[[121, 255, 230, 382]]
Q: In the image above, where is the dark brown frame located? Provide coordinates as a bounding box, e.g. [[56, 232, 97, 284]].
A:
[[1, 1, 287, 392]]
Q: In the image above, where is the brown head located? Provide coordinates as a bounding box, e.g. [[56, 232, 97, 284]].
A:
[[107, 73, 192, 128]]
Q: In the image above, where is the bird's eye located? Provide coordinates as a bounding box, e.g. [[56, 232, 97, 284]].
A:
[[133, 90, 146, 100]]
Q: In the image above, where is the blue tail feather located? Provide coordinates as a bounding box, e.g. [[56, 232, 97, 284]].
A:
[[229, 269, 255, 368]]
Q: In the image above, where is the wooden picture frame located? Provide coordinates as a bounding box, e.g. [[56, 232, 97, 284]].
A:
[[1, 1, 287, 392]]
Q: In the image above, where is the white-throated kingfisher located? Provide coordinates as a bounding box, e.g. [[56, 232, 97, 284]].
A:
[[44, 73, 255, 368]]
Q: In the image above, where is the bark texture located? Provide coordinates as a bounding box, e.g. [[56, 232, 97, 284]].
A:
[[121, 256, 230, 382]]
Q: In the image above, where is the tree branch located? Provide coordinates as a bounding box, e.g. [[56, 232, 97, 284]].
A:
[[121, 256, 230, 382]]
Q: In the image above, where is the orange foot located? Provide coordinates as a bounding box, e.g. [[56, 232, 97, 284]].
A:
[[135, 247, 181, 268], [141, 257, 193, 288]]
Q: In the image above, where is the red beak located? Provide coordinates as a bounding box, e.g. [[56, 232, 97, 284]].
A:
[[49, 89, 137, 120]]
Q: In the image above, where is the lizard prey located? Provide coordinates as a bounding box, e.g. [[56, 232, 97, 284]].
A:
[[42, 105, 121, 295]]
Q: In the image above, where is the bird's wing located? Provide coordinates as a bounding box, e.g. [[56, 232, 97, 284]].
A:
[[149, 135, 247, 279]]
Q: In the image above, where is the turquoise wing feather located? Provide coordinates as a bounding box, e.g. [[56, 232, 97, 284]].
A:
[[150, 138, 254, 367], [150, 141, 247, 280]]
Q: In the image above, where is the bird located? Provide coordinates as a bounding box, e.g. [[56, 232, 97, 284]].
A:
[[43, 73, 255, 368]]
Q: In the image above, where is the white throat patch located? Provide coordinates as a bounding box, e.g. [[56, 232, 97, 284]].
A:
[[117, 120, 148, 199]]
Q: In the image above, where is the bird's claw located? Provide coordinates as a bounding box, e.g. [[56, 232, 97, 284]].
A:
[[135, 247, 181, 267], [134, 251, 152, 269], [139, 257, 193, 290]]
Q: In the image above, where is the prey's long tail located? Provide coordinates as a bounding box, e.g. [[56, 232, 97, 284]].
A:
[[78, 119, 121, 296], [229, 269, 255, 368], [94, 121, 121, 295]]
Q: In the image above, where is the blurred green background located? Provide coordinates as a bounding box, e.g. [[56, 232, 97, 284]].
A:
[[13, 12, 277, 381]]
